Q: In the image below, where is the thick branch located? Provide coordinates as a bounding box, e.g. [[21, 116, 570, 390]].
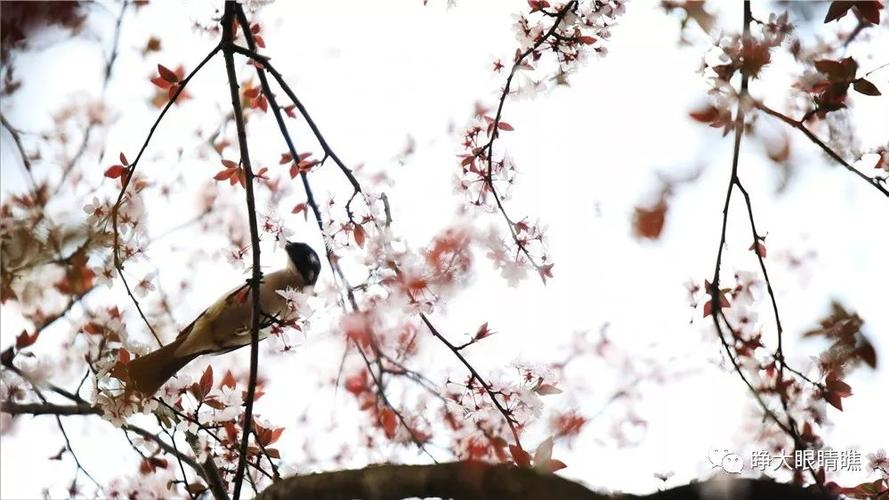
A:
[[2, 359, 231, 498], [1, 401, 100, 416], [255, 461, 837, 500], [256, 461, 602, 500], [221, 4, 265, 499]]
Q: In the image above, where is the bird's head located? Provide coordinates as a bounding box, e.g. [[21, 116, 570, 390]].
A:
[[285, 241, 321, 286]]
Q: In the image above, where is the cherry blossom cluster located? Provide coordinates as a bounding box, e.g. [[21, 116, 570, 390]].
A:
[[457, 1, 626, 286], [316, 191, 387, 255]]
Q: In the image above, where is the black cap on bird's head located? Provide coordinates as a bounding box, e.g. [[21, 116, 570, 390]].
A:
[[285, 241, 321, 286]]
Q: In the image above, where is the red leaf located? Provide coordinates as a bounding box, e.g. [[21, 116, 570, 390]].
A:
[[852, 79, 881, 96], [243, 87, 261, 99], [119, 152, 129, 166], [291, 203, 306, 214], [689, 105, 719, 123], [380, 407, 397, 439], [579, 35, 596, 45], [548, 459, 568, 472], [510, 444, 532, 468], [749, 240, 767, 258], [15, 330, 39, 350], [474, 322, 492, 341], [221, 159, 238, 169], [268, 427, 284, 445], [279, 153, 292, 165], [220, 370, 236, 389], [250, 23, 261, 34], [633, 200, 668, 240], [353, 224, 366, 248], [825, 391, 844, 411], [199, 365, 214, 397], [826, 376, 852, 396], [150, 76, 172, 89], [824, 376, 852, 411], [345, 371, 367, 396], [815, 58, 858, 83], [254, 35, 266, 48], [204, 397, 226, 410], [853, 1, 882, 24], [214, 168, 237, 181], [854, 339, 877, 369], [824, 1, 855, 22], [528, 0, 551, 13], [703, 295, 730, 318], [157, 64, 179, 83], [497, 121, 514, 131], [104, 165, 127, 179]]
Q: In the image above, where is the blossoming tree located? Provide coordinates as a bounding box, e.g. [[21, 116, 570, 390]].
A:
[[1, 1, 887, 499]]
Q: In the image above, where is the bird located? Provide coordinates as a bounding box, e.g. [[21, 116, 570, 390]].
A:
[[126, 241, 321, 396]]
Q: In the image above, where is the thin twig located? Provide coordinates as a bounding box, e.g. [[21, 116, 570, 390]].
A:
[[707, 2, 822, 489], [228, 41, 360, 312], [110, 43, 222, 347], [232, 3, 440, 463], [755, 102, 889, 197], [477, 2, 578, 273], [0, 113, 38, 191], [419, 313, 522, 449], [163, 425, 199, 500], [228, 14, 357, 312]]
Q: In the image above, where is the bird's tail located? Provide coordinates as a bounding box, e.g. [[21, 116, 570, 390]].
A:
[[127, 337, 198, 397]]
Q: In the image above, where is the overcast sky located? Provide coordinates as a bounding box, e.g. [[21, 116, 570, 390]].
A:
[[1, 1, 887, 498]]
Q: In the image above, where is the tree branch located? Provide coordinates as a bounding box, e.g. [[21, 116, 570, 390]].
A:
[[707, 2, 820, 489], [1, 401, 100, 416], [229, 7, 435, 461], [0, 401, 230, 499], [229, 9, 359, 312], [754, 102, 889, 197], [419, 313, 523, 449], [110, 41, 222, 348], [476, 1, 578, 274], [255, 461, 838, 500], [256, 461, 603, 500], [221, 4, 265, 499]]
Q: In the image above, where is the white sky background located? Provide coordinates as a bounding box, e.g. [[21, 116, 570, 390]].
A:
[[1, 0, 887, 498]]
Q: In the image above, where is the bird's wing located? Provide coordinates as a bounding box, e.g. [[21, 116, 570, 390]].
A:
[[175, 282, 250, 339], [173, 281, 251, 356], [173, 270, 304, 357]]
